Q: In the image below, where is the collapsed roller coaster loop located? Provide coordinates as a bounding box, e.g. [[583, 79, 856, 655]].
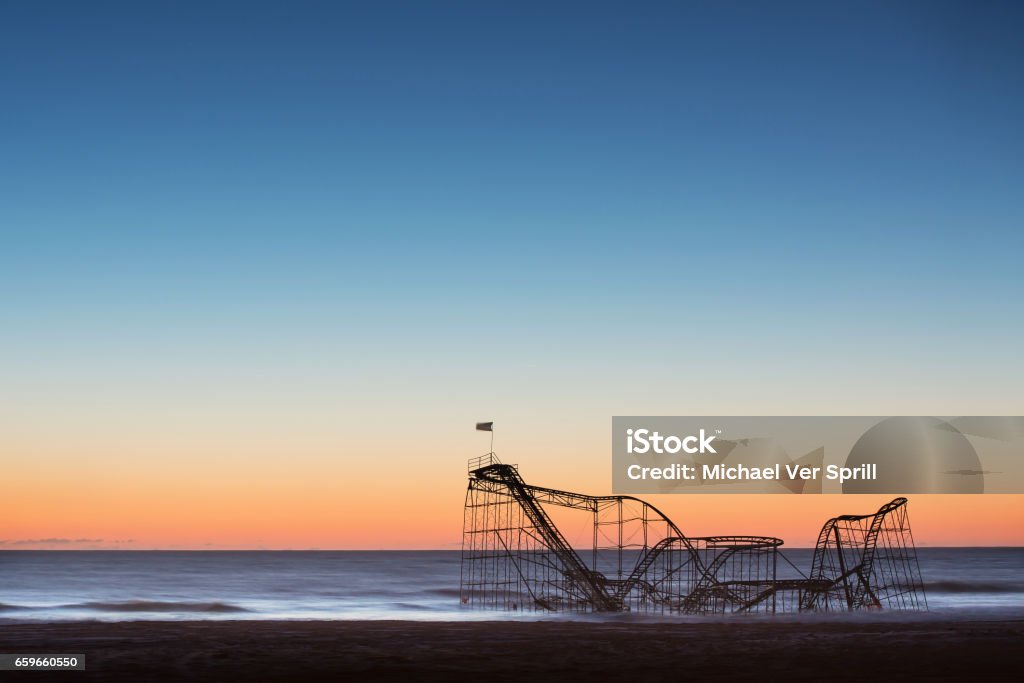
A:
[[460, 454, 927, 615]]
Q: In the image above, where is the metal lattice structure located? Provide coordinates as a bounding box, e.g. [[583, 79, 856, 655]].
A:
[[796, 497, 928, 611], [460, 454, 927, 615]]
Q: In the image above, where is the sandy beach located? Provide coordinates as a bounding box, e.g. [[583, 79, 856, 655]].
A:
[[3, 618, 1023, 681]]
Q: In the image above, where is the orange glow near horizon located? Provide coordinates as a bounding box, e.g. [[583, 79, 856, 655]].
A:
[[4, 464, 1024, 550], [4, 417, 1024, 550]]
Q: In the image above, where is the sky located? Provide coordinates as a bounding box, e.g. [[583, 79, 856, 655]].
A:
[[2, 1, 1023, 549]]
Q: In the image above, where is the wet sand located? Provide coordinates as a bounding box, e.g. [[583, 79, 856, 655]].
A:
[[2, 618, 1022, 681]]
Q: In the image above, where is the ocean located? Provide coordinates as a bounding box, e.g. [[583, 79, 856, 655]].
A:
[[1, 548, 1021, 622]]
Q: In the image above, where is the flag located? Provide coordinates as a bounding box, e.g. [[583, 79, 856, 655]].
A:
[[476, 422, 493, 432]]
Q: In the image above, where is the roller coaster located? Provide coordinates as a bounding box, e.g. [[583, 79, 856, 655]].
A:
[[460, 454, 927, 615]]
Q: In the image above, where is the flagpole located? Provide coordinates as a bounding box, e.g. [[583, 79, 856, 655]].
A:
[[476, 421, 495, 456]]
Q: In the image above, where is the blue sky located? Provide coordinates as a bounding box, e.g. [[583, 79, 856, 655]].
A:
[[2, 1, 1023, 442]]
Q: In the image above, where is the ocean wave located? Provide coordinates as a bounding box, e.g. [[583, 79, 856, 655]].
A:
[[427, 588, 462, 598], [926, 581, 1024, 594], [65, 601, 249, 613]]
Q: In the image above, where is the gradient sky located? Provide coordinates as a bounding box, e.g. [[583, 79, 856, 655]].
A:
[[2, 1, 1023, 549]]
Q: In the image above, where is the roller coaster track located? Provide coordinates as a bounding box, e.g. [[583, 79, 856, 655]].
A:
[[472, 463, 622, 611], [465, 456, 925, 615], [679, 536, 783, 613], [612, 536, 682, 601], [854, 497, 907, 608], [801, 497, 907, 610], [472, 461, 779, 612]]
